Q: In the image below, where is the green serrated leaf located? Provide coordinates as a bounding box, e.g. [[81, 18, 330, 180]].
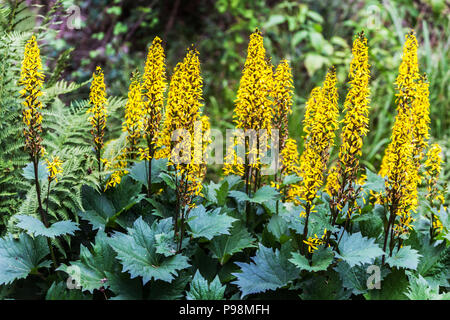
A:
[[336, 232, 384, 267], [186, 270, 226, 300], [282, 174, 301, 186], [108, 217, 190, 284], [57, 230, 119, 293], [405, 273, 450, 300], [207, 223, 257, 265], [159, 172, 176, 189], [215, 181, 229, 206], [15, 215, 79, 238], [0, 233, 51, 285], [289, 247, 334, 272], [128, 159, 167, 186], [363, 268, 409, 300], [386, 246, 421, 270], [229, 185, 280, 204], [299, 271, 352, 300], [78, 177, 143, 230], [147, 273, 191, 300], [106, 271, 143, 300], [187, 205, 237, 240], [232, 242, 298, 298]]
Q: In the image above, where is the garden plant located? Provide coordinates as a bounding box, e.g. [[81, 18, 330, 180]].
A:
[[0, 0, 448, 301]]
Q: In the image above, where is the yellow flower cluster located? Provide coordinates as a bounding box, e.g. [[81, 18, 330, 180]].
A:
[[104, 152, 128, 191], [19, 35, 45, 159], [142, 37, 167, 159], [380, 32, 424, 237], [280, 138, 300, 176], [303, 229, 328, 253], [325, 164, 340, 199], [277, 137, 301, 197], [325, 32, 371, 217], [123, 72, 143, 159], [158, 46, 209, 207], [224, 29, 274, 175], [87, 66, 108, 153], [45, 156, 63, 183], [411, 74, 430, 166], [424, 143, 445, 205], [288, 68, 339, 209], [272, 59, 294, 149]]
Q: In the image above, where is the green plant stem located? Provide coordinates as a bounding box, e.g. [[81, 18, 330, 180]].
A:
[[382, 204, 396, 265], [301, 204, 311, 255], [32, 157, 57, 268], [147, 139, 153, 198]]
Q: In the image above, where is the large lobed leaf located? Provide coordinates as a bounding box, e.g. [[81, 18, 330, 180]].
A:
[[0, 233, 51, 285], [232, 243, 298, 298], [57, 230, 119, 293], [186, 270, 226, 300], [386, 246, 421, 270], [207, 223, 257, 265], [108, 217, 190, 284], [187, 205, 237, 240], [336, 232, 384, 267], [289, 247, 334, 272], [78, 177, 143, 230], [229, 185, 280, 204], [15, 215, 79, 238]]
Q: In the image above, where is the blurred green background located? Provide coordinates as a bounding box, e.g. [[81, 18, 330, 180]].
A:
[[13, 0, 450, 178]]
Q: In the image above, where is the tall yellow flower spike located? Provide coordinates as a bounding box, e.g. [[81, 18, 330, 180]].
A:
[[104, 72, 143, 190], [325, 31, 371, 217], [272, 59, 294, 149], [381, 32, 421, 239], [20, 35, 45, 159], [159, 46, 208, 208], [411, 74, 430, 166], [142, 36, 167, 159], [87, 67, 107, 153], [224, 29, 274, 177], [123, 71, 143, 159], [158, 46, 203, 159], [293, 67, 339, 209]]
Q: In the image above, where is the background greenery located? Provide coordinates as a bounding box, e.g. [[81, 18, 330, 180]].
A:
[[36, 0, 449, 174]]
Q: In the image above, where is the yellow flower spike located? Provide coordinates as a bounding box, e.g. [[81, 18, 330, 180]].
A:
[[381, 31, 422, 237], [87, 66, 108, 185], [104, 152, 128, 191], [288, 68, 339, 209], [87, 66, 108, 153], [19, 35, 45, 159], [327, 32, 371, 218], [123, 71, 144, 159], [272, 59, 294, 150], [158, 45, 209, 208], [224, 29, 274, 176], [303, 229, 328, 253], [141, 36, 167, 160], [411, 74, 430, 167], [325, 164, 340, 198]]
